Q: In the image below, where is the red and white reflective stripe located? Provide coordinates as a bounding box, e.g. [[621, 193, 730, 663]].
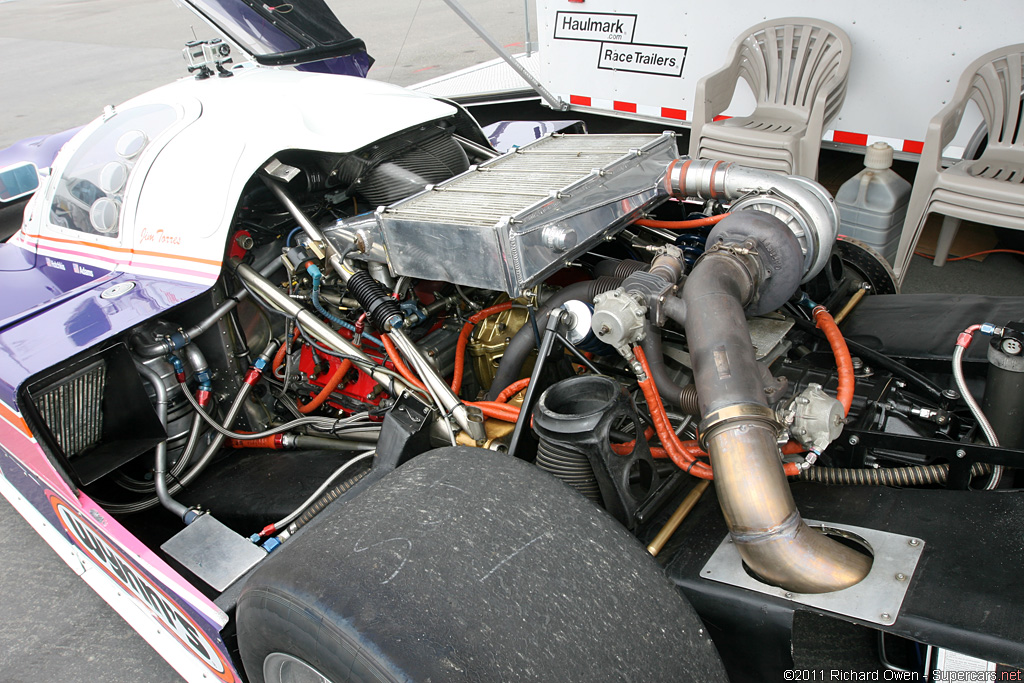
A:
[[568, 95, 686, 123], [824, 130, 924, 155], [565, 94, 926, 155]]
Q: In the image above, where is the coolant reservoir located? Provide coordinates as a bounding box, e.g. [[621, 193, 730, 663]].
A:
[[835, 142, 911, 266]]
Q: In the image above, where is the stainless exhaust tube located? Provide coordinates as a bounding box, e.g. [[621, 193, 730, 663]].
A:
[[674, 209, 870, 594], [706, 420, 871, 593], [233, 262, 406, 394]]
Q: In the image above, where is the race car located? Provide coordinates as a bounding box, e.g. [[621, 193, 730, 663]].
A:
[[1, 1, 1022, 682]]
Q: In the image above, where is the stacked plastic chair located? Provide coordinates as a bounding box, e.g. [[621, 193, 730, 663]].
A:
[[892, 45, 1024, 284], [688, 18, 852, 180]]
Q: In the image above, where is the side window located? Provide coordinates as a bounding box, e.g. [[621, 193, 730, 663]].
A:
[[49, 104, 178, 239]]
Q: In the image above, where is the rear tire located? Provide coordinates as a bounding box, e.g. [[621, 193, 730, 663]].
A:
[[237, 446, 727, 683]]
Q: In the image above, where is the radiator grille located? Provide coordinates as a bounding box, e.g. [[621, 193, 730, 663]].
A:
[[35, 361, 106, 458]]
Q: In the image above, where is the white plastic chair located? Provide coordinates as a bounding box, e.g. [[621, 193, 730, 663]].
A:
[[688, 18, 852, 180], [892, 45, 1024, 283]]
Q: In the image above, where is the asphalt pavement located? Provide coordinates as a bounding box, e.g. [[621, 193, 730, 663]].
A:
[[0, 1, 531, 680]]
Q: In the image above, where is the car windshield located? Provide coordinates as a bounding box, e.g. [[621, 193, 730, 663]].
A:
[[49, 104, 179, 239], [184, 0, 372, 75]]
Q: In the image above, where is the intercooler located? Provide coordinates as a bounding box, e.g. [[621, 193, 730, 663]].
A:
[[373, 133, 679, 296]]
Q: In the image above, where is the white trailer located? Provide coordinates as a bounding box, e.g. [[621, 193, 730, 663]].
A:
[[416, 0, 1024, 159]]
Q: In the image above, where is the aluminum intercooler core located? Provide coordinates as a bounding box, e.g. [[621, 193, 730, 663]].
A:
[[375, 133, 678, 296]]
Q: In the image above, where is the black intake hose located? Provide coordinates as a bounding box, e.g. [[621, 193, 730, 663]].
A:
[[593, 258, 649, 279], [485, 277, 623, 400]]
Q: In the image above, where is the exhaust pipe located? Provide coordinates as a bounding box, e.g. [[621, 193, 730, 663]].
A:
[[664, 164, 871, 593]]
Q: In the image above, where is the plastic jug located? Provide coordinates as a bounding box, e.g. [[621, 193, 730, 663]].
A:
[[835, 142, 912, 265]]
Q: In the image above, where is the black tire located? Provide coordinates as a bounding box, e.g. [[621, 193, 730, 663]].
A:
[[237, 446, 727, 683]]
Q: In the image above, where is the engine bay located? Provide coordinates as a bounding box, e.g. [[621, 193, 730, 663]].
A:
[[17, 115, 1024, 679]]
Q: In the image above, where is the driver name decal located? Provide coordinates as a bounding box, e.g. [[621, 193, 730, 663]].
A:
[[47, 493, 237, 682], [139, 227, 182, 247]]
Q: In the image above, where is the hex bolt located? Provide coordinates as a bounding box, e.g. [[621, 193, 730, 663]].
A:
[[784, 592, 793, 599], [955, 449, 966, 459]]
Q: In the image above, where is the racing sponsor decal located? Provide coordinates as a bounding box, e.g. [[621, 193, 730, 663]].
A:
[[47, 492, 237, 682], [552, 11, 686, 78], [554, 11, 636, 43]]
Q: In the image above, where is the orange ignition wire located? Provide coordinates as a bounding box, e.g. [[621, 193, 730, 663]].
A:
[[467, 400, 521, 422], [609, 426, 658, 455], [634, 346, 714, 480], [812, 305, 855, 416], [495, 377, 530, 403], [298, 359, 352, 414], [634, 346, 800, 478], [611, 443, 670, 458], [633, 213, 730, 230], [381, 334, 427, 392], [451, 301, 517, 394], [384, 333, 520, 423], [272, 327, 301, 375]]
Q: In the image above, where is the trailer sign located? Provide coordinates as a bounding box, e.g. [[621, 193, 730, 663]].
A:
[[554, 12, 636, 43], [598, 43, 686, 77]]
